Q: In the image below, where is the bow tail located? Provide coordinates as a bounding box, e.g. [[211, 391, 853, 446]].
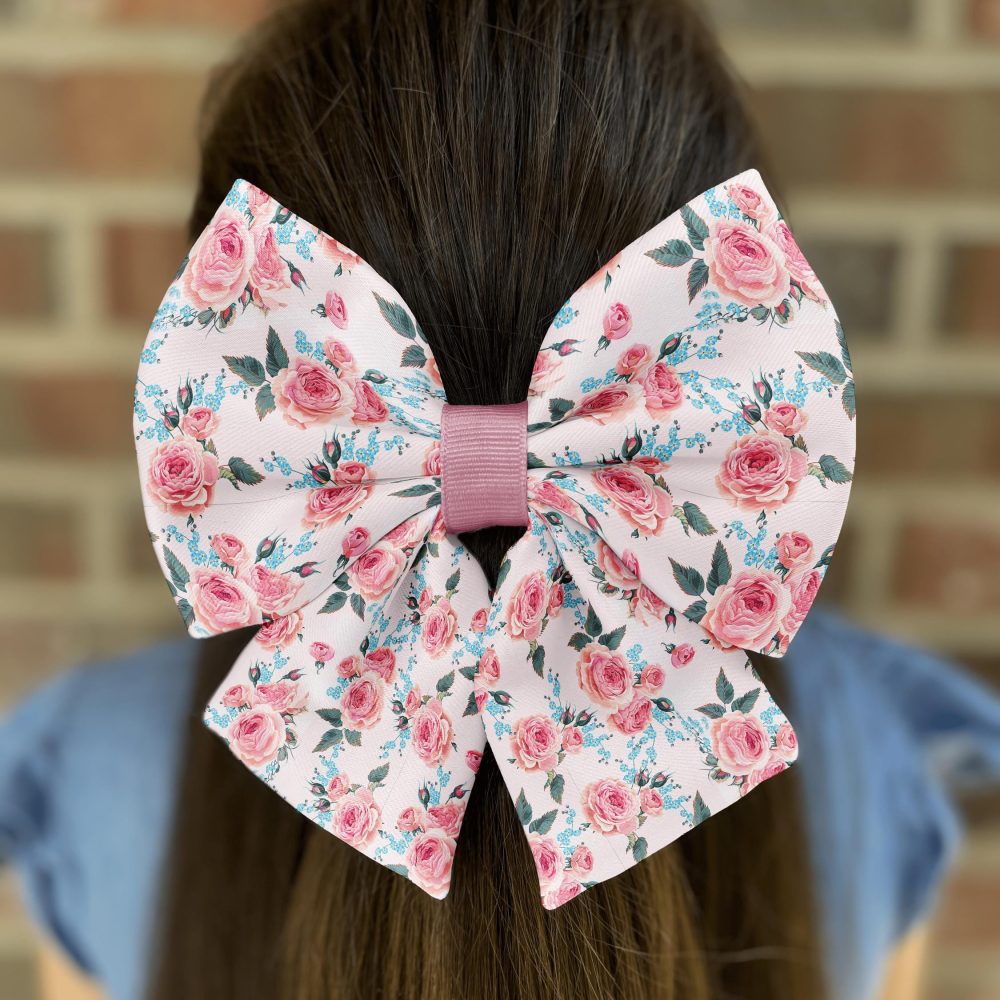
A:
[[203, 517, 490, 899], [481, 511, 798, 909]]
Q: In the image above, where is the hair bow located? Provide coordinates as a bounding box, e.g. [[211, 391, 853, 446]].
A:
[[134, 169, 855, 909]]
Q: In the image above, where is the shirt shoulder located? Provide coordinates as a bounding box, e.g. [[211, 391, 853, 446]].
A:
[[0, 637, 200, 998], [784, 610, 1000, 1000]]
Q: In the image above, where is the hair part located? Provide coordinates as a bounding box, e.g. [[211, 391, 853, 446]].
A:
[[149, 2, 822, 998]]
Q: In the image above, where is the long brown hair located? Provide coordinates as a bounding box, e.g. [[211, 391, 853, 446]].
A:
[[148, 2, 826, 997]]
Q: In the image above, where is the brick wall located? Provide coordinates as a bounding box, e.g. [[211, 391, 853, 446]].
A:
[[1, 0, 998, 997]]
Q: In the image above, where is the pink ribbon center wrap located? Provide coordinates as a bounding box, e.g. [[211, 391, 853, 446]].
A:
[[440, 400, 529, 534]]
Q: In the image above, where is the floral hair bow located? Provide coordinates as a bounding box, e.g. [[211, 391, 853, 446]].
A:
[[135, 168, 855, 909]]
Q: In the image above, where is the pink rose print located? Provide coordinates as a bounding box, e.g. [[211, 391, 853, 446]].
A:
[[547, 583, 564, 617], [211, 532, 249, 571], [561, 726, 583, 752], [324, 290, 349, 329], [181, 208, 253, 311], [188, 568, 258, 632], [404, 688, 421, 716], [227, 704, 285, 768], [303, 480, 371, 531], [423, 440, 442, 477], [603, 302, 632, 341], [511, 715, 561, 771], [465, 749, 482, 773], [425, 803, 465, 838], [767, 219, 822, 299], [784, 568, 823, 637], [470, 607, 488, 632], [341, 676, 384, 729], [330, 788, 381, 848], [763, 401, 808, 437], [528, 834, 564, 890], [411, 700, 453, 766], [478, 648, 500, 684], [577, 645, 634, 710], [271, 356, 355, 429], [348, 544, 407, 600], [608, 692, 653, 735], [418, 588, 432, 613], [570, 844, 594, 876], [597, 542, 640, 591], [670, 644, 695, 669], [528, 479, 577, 518], [592, 466, 671, 536], [315, 232, 363, 269], [350, 378, 389, 424], [249, 564, 303, 616], [726, 182, 777, 227], [255, 679, 308, 714], [250, 225, 293, 310], [405, 831, 455, 895], [179, 405, 219, 440], [703, 218, 790, 308], [639, 787, 664, 816], [616, 343, 652, 378], [326, 773, 350, 800], [255, 611, 302, 650], [528, 350, 564, 395], [421, 598, 458, 658], [631, 455, 665, 475], [543, 875, 583, 910], [384, 515, 424, 547], [702, 569, 790, 651], [341, 525, 371, 557], [322, 336, 357, 373], [222, 683, 253, 709], [715, 432, 808, 513], [245, 184, 271, 220], [397, 806, 423, 832], [641, 663, 666, 690], [710, 712, 770, 775], [741, 755, 789, 796], [572, 384, 635, 425], [332, 461, 372, 484], [774, 721, 798, 761], [364, 647, 396, 682], [337, 655, 362, 679], [146, 436, 220, 517], [309, 641, 334, 663], [581, 778, 640, 836], [642, 362, 685, 416], [776, 531, 814, 571], [632, 584, 669, 627], [505, 571, 548, 642]]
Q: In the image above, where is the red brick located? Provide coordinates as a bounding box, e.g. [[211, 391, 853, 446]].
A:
[[104, 222, 188, 325], [0, 373, 136, 457], [54, 71, 204, 179], [859, 393, 1000, 479], [940, 244, 1000, 340], [750, 89, 1000, 192], [0, 73, 57, 175], [101, 0, 273, 27], [932, 868, 1000, 948], [967, 0, 1000, 38], [0, 226, 55, 320], [0, 501, 82, 579], [892, 519, 1000, 614]]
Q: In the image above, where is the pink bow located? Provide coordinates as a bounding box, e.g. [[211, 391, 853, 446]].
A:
[[134, 169, 855, 908]]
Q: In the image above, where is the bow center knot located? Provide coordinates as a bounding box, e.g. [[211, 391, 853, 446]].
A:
[[440, 401, 529, 534]]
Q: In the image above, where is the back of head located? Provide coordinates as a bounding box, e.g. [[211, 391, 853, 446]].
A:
[[151, 2, 823, 998]]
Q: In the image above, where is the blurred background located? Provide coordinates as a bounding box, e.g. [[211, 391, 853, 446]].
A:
[[0, 0, 998, 997]]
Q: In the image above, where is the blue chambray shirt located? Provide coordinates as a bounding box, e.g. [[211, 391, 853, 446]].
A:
[[1, 610, 998, 1000]]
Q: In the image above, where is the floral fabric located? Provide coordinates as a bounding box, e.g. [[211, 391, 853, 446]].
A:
[[134, 168, 855, 908]]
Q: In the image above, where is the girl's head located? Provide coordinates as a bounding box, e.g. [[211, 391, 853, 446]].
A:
[[152, 2, 820, 998]]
